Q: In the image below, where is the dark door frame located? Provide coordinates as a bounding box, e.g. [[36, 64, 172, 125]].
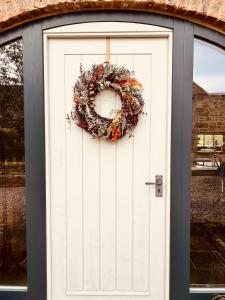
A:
[[0, 11, 224, 300]]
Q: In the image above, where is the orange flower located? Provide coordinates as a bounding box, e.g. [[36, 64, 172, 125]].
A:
[[111, 127, 121, 142], [128, 79, 142, 87], [119, 80, 128, 87], [119, 79, 142, 88], [78, 121, 88, 129]]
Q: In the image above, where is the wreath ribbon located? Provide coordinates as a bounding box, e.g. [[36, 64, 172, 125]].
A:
[[106, 37, 110, 64]]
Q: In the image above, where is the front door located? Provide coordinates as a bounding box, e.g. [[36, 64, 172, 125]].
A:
[[44, 22, 172, 300]]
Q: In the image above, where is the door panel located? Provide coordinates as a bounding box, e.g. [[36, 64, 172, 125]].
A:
[[45, 33, 171, 300]]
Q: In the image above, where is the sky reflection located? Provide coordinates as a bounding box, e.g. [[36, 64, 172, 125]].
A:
[[194, 39, 225, 94]]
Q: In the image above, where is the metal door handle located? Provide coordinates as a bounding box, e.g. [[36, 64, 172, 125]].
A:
[[145, 175, 163, 197]]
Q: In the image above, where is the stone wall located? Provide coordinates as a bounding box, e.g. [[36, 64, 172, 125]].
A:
[[191, 84, 225, 224], [0, 0, 225, 33], [193, 84, 225, 135], [192, 83, 225, 163]]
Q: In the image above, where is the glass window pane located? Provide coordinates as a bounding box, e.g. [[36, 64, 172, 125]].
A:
[[194, 39, 225, 94], [214, 135, 223, 148], [204, 135, 213, 148], [191, 39, 225, 288], [197, 135, 204, 147], [0, 40, 26, 286]]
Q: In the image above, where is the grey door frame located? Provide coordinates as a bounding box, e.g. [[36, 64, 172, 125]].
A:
[[0, 11, 224, 300]]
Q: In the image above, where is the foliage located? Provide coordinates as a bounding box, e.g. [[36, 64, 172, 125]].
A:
[[68, 62, 144, 142], [0, 39, 24, 161]]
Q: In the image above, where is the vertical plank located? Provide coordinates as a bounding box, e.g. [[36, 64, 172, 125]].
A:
[[115, 55, 134, 291], [82, 55, 100, 291], [99, 139, 116, 290], [132, 54, 151, 291], [48, 39, 67, 299], [147, 38, 169, 299], [98, 55, 117, 291], [65, 55, 84, 291]]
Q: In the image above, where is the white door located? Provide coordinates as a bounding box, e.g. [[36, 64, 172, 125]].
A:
[[44, 22, 172, 300]]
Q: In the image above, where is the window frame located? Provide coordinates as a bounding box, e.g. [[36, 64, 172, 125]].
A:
[[0, 27, 28, 300], [0, 11, 224, 300], [190, 25, 225, 300], [0, 24, 46, 300], [0, 37, 27, 293]]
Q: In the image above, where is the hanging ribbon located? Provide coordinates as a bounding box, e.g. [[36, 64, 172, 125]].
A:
[[105, 37, 110, 63]]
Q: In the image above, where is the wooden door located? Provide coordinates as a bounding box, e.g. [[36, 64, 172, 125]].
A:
[[44, 23, 172, 300]]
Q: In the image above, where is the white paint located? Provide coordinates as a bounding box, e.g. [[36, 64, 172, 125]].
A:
[[0, 286, 28, 292], [44, 22, 172, 300], [190, 288, 225, 293], [95, 88, 121, 119], [44, 22, 171, 35]]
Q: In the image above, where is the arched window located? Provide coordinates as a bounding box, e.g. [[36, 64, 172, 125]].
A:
[[0, 39, 27, 287], [191, 39, 225, 289]]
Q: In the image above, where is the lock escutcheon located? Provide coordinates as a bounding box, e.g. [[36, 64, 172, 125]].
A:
[[145, 175, 163, 197]]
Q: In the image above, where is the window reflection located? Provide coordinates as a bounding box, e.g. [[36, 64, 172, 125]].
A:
[[194, 39, 225, 94], [0, 40, 26, 286], [191, 39, 225, 287]]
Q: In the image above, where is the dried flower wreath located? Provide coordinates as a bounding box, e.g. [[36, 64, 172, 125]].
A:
[[67, 63, 144, 142]]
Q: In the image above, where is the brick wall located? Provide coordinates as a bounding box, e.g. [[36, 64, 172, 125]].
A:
[[192, 84, 225, 224], [0, 0, 225, 33], [193, 83, 225, 136], [192, 83, 225, 163]]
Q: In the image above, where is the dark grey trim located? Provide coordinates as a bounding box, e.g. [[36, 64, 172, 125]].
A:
[[0, 27, 27, 300], [0, 292, 27, 300], [191, 294, 217, 300], [41, 10, 174, 31], [170, 19, 194, 300], [0, 27, 22, 46], [190, 24, 225, 300], [0, 21, 46, 300], [23, 22, 47, 300], [194, 24, 225, 49], [0, 10, 224, 300]]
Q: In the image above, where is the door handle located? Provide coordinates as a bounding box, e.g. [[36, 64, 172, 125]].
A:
[[145, 175, 163, 197]]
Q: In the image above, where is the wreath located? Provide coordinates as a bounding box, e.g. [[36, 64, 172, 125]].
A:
[[68, 63, 144, 142]]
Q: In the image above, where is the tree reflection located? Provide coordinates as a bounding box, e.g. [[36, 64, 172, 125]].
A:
[[0, 40, 26, 286]]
